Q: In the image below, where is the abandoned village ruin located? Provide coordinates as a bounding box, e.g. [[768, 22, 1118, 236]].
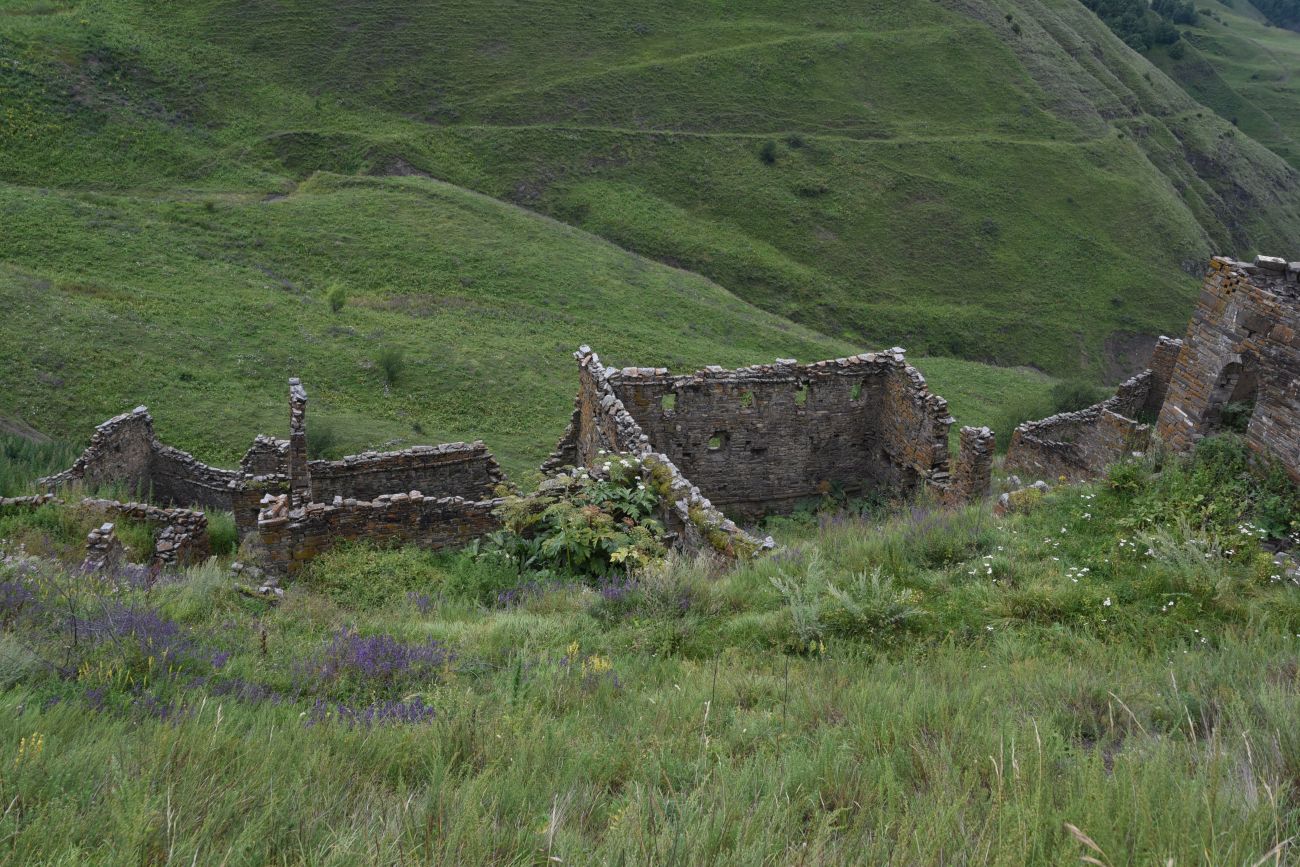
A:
[[1006, 255, 1300, 484], [12, 255, 1298, 574]]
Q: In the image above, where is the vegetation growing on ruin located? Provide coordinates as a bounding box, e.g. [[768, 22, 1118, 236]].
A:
[[489, 454, 668, 577], [0, 436, 1298, 862]]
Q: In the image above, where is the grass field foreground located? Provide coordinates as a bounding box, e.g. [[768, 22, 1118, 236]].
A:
[[0, 436, 1298, 862]]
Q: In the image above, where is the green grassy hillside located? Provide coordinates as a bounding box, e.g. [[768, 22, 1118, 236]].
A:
[[1147, 0, 1300, 170], [3, 0, 1300, 392], [0, 174, 1048, 475]]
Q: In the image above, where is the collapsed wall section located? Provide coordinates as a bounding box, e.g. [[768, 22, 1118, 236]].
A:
[[1005, 337, 1183, 483], [1157, 256, 1300, 479], [252, 378, 512, 572], [600, 349, 954, 518], [38, 407, 237, 511], [307, 443, 506, 504]]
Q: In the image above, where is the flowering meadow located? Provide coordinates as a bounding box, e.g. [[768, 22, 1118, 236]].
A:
[[0, 436, 1298, 863]]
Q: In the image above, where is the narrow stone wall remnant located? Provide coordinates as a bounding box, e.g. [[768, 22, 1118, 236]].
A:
[[82, 523, 123, 572], [288, 378, 311, 508], [948, 426, 995, 504]]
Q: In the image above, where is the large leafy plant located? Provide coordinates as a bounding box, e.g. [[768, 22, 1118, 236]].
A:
[[488, 454, 667, 579]]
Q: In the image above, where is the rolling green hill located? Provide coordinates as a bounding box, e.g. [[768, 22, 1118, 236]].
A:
[[0, 173, 1050, 476], [2, 0, 1299, 464], [1147, 0, 1300, 170]]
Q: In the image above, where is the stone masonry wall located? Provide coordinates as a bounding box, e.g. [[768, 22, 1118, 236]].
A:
[[600, 348, 954, 518], [255, 492, 503, 574], [39, 407, 237, 511], [39, 407, 155, 498], [553, 347, 773, 556], [1006, 374, 1157, 483], [307, 443, 506, 505], [1143, 336, 1184, 418], [1005, 334, 1185, 483], [1157, 255, 1300, 479], [947, 426, 995, 504], [79, 497, 210, 567]]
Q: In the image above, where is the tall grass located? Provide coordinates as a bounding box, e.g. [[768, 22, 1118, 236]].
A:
[[0, 435, 1297, 861], [0, 433, 78, 497]]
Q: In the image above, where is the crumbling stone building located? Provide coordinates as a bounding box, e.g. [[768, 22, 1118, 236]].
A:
[[545, 346, 994, 545], [1156, 255, 1300, 477], [1008, 254, 1300, 482], [38, 379, 509, 573]]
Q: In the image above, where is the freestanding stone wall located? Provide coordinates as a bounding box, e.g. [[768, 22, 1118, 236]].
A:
[[39, 407, 238, 511], [255, 492, 502, 574], [1005, 337, 1185, 484], [307, 443, 505, 505], [948, 426, 995, 504], [1157, 255, 1300, 478]]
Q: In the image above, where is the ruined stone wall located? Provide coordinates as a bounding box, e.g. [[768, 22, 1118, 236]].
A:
[[1006, 401, 1153, 483], [1142, 337, 1184, 418], [79, 497, 210, 566], [550, 347, 773, 556], [239, 436, 289, 477], [39, 407, 155, 497], [600, 349, 953, 518], [39, 407, 236, 511], [947, 426, 995, 504], [149, 444, 239, 511], [1157, 256, 1300, 479], [288, 378, 311, 507], [307, 443, 506, 505], [1005, 334, 1186, 483], [255, 492, 503, 574]]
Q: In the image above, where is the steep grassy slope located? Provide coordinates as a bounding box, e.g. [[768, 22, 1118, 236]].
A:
[[1147, 0, 1300, 170], [0, 175, 1048, 475], [3, 0, 1299, 383]]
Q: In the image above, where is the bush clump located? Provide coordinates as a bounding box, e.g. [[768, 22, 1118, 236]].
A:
[[376, 347, 405, 388], [486, 454, 666, 579], [1050, 379, 1108, 413], [326, 283, 347, 313]]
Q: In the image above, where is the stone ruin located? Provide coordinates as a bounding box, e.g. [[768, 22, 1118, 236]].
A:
[[1008, 254, 1300, 483], [0, 493, 209, 571], [19, 254, 1299, 573], [543, 346, 994, 538], [25, 348, 995, 573]]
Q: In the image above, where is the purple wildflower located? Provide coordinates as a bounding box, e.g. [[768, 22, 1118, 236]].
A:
[[406, 592, 435, 615], [295, 629, 455, 695]]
